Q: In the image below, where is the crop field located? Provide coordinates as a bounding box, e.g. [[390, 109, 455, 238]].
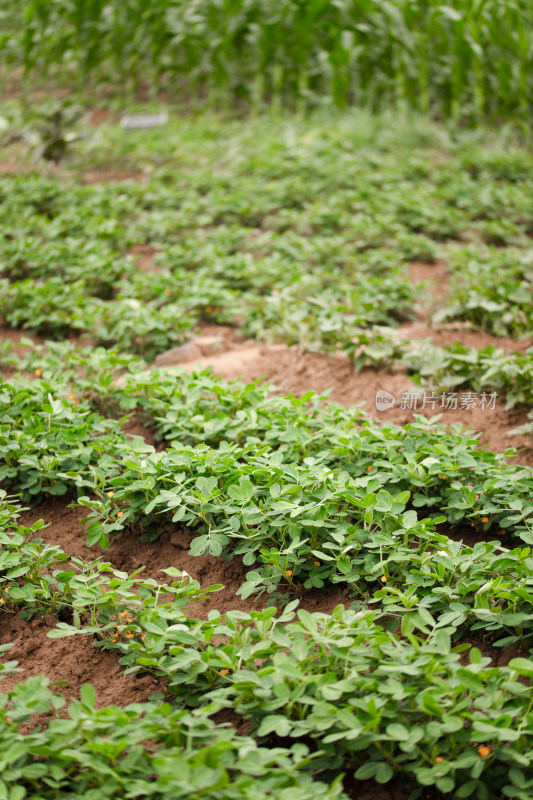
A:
[[2, 4, 533, 798], [0, 107, 532, 800]]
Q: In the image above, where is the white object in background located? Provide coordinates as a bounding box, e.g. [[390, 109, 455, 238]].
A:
[[120, 111, 169, 129]]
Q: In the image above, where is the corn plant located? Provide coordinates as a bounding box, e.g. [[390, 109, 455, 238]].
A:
[[5, 0, 533, 123]]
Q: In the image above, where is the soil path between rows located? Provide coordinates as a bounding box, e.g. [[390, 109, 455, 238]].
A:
[[154, 333, 533, 466]]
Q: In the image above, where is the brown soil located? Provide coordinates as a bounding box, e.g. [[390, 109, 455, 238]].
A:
[[18, 500, 251, 615], [0, 325, 47, 359], [0, 163, 27, 174], [18, 498, 353, 618], [156, 335, 533, 465], [83, 170, 147, 184], [121, 411, 160, 448], [211, 708, 253, 737], [439, 519, 517, 548], [2, 81, 70, 103], [0, 611, 160, 720], [460, 640, 526, 669], [408, 261, 450, 321], [87, 108, 110, 127], [400, 320, 532, 352], [344, 776, 441, 800], [126, 244, 160, 273]]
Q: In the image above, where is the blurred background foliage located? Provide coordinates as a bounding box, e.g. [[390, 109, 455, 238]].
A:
[[1, 1, 532, 125]]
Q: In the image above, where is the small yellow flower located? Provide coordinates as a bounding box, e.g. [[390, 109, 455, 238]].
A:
[[68, 393, 77, 401], [313, 560, 321, 566], [205, 306, 212, 313], [107, 491, 114, 498], [219, 669, 230, 676], [435, 756, 443, 764], [165, 289, 172, 296], [117, 511, 124, 518], [4, 587, 10, 593], [0, 599, 5, 605], [478, 746, 490, 758], [366, 465, 372, 471], [380, 576, 387, 583], [34, 369, 42, 377], [499, 529, 506, 536], [119, 611, 128, 618], [285, 570, 293, 577], [6, 717, 12, 724], [481, 517, 489, 524]]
